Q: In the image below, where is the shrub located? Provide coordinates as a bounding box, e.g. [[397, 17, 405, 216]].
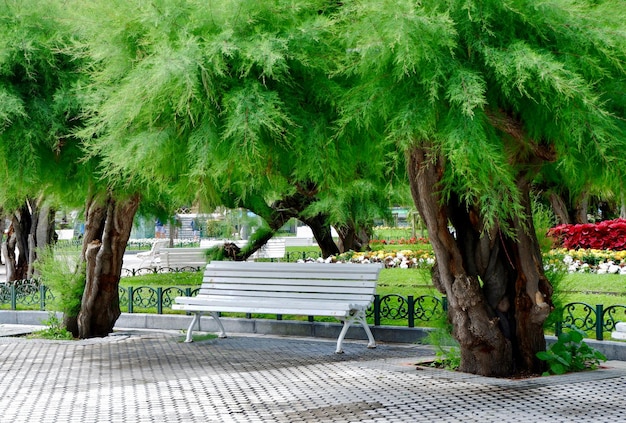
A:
[[548, 219, 626, 250], [536, 326, 606, 376]]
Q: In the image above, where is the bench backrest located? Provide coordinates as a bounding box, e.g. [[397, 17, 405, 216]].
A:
[[249, 238, 286, 260], [161, 248, 207, 268], [200, 261, 382, 303]]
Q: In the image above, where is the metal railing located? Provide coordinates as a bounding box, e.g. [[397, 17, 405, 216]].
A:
[[2, 278, 626, 339]]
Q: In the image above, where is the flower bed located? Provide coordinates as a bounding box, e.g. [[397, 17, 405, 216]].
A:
[[335, 249, 435, 268], [544, 248, 626, 274]]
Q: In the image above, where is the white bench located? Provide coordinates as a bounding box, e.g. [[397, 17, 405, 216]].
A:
[[248, 238, 286, 260], [173, 261, 382, 353], [160, 248, 207, 270], [136, 239, 169, 267]]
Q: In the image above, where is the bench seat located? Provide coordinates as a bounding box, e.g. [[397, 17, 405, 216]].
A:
[[173, 261, 382, 353]]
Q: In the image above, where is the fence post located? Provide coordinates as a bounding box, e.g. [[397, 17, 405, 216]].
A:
[[596, 304, 604, 341], [10, 285, 16, 310], [157, 287, 163, 314], [128, 287, 134, 313], [374, 295, 381, 326], [40, 285, 46, 310], [407, 296, 415, 328]]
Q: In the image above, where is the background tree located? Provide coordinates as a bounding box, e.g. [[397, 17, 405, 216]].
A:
[[75, 0, 396, 261], [0, 0, 87, 281], [335, 0, 626, 376]]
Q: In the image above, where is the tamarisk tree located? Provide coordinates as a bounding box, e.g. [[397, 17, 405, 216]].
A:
[[336, 0, 626, 376], [75, 0, 394, 261], [0, 0, 86, 281]]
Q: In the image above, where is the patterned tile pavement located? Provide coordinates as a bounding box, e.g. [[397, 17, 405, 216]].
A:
[[1, 329, 626, 422]]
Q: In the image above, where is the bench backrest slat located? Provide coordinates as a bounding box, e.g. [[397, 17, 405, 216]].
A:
[[197, 291, 374, 302], [196, 261, 381, 302]]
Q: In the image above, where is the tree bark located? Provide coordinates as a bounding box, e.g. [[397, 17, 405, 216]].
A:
[[76, 193, 140, 338], [300, 214, 340, 258], [2, 199, 57, 281], [407, 144, 553, 377], [548, 192, 570, 225], [5, 203, 32, 282], [336, 223, 372, 253]]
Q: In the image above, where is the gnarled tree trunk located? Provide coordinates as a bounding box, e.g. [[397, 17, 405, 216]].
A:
[[407, 143, 553, 377], [75, 193, 140, 339], [6, 203, 32, 282]]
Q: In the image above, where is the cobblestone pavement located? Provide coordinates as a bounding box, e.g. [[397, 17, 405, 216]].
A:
[[1, 330, 626, 422]]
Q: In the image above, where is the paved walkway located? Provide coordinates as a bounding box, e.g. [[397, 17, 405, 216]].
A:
[[1, 329, 626, 422]]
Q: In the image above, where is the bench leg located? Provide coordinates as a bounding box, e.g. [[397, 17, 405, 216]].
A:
[[210, 312, 227, 338], [356, 311, 376, 349], [335, 320, 350, 354], [185, 312, 202, 342], [185, 312, 228, 342], [335, 310, 376, 354]]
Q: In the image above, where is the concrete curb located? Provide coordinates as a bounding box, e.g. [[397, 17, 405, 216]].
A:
[[2, 310, 625, 360]]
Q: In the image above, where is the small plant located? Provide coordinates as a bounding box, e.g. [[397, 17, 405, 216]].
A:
[[30, 312, 75, 340], [536, 326, 606, 376], [421, 326, 461, 370]]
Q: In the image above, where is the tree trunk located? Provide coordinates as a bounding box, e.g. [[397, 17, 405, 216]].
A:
[[300, 214, 340, 258], [27, 201, 56, 279], [63, 195, 108, 336], [3, 199, 56, 281], [76, 193, 140, 338], [548, 192, 571, 225], [336, 223, 371, 253], [573, 192, 589, 224], [407, 145, 552, 377], [227, 187, 340, 260], [6, 203, 32, 282]]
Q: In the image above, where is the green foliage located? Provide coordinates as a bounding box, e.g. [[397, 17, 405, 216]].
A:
[[335, 0, 626, 234], [532, 197, 557, 255], [30, 312, 75, 340], [543, 265, 570, 330], [36, 248, 85, 318], [536, 326, 606, 376], [421, 325, 461, 371], [0, 0, 91, 209]]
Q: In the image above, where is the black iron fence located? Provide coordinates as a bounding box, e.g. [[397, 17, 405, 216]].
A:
[[2, 278, 626, 340]]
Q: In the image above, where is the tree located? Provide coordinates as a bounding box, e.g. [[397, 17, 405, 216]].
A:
[[0, 0, 87, 281], [74, 0, 396, 261], [0, 0, 148, 338], [335, 0, 626, 376]]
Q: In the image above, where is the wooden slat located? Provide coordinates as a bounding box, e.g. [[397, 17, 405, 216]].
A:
[[172, 303, 354, 317], [203, 270, 379, 282], [200, 279, 376, 292], [175, 296, 367, 310], [198, 289, 373, 301], [205, 261, 382, 275]]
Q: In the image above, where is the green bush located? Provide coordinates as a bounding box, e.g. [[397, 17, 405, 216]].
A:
[[421, 324, 461, 370], [30, 312, 74, 340], [36, 248, 85, 319], [536, 326, 606, 375]]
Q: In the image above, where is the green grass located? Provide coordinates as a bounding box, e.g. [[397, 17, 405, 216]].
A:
[[561, 273, 626, 296], [119, 271, 203, 288]]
